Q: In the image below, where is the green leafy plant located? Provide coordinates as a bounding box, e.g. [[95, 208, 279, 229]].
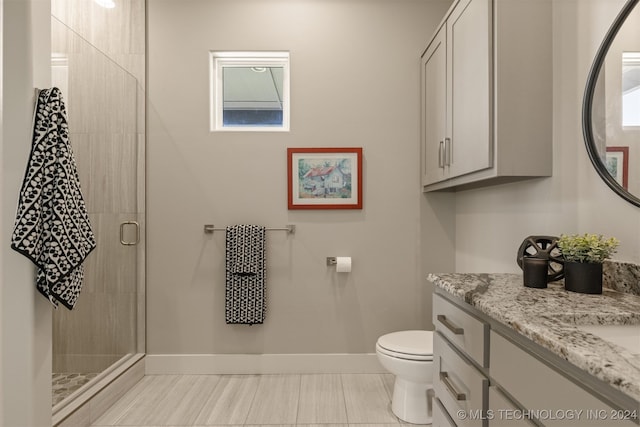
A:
[[557, 233, 619, 263]]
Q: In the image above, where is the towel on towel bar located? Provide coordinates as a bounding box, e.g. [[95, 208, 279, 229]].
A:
[[225, 225, 266, 324], [11, 87, 96, 309]]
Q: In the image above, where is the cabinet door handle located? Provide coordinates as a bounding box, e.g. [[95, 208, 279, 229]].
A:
[[438, 140, 445, 168], [444, 137, 452, 166], [437, 314, 464, 335], [440, 372, 467, 401], [120, 221, 140, 246]]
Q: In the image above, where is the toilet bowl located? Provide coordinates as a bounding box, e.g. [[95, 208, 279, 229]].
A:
[[376, 330, 434, 424]]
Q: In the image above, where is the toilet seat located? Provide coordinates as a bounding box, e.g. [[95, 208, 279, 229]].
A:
[[376, 330, 434, 361]]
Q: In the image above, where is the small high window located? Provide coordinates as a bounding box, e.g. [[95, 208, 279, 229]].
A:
[[210, 51, 290, 131]]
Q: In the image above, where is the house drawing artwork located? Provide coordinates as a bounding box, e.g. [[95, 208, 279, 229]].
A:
[[299, 158, 352, 199]]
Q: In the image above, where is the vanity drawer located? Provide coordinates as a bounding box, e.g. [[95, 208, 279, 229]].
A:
[[434, 293, 489, 367], [490, 331, 637, 427], [488, 386, 535, 427], [434, 396, 458, 427], [434, 331, 489, 427]]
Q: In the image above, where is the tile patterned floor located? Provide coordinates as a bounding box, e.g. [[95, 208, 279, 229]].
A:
[[91, 373, 425, 426], [53, 372, 100, 406]]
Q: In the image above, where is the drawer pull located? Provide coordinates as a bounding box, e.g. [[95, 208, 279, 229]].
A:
[[440, 372, 466, 401], [437, 314, 464, 335]]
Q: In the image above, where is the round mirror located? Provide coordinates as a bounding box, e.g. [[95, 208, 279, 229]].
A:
[[583, 0, 640, 207]]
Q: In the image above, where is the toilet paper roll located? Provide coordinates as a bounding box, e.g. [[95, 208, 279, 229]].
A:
[[336, 257, 352, 273]]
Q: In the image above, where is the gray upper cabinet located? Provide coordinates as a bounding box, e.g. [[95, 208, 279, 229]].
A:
[[421, 0, 553, 191], [422, 25, 447, 185], [447, 0, 492, 180]]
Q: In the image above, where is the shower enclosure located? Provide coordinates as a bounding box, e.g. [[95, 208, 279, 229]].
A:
[[50, 10, 145, 413]]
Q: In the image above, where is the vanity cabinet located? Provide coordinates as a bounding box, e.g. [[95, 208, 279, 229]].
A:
[[490, 331, 637, 427], [433, 294, 488, 368], [433, 291, 639, 427], [488, 386, 535, 427], [434, 396, 459, 427], [434, 332, 488, 427], [433, 294, 489, 427], [421, 0, 552, 191]]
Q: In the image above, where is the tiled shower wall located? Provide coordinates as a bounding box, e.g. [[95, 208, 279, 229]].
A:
[[51, 0, 145, 374]]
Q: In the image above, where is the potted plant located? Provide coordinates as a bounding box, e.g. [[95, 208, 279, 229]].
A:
[[557, 233, 619, 294]]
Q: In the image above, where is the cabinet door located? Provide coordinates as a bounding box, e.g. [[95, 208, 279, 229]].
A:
[[447, 0, 492, 178], [490, 331, 637, 427], [422, 26, 448, 186]]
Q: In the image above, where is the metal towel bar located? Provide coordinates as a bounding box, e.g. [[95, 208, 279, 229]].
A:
[[204, 224, 295, 235]]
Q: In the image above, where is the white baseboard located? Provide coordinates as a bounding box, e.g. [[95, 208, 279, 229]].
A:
[[145, 353, 385, 375]]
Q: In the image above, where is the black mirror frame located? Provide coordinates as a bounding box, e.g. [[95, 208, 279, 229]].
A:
[[582, 0, 640, 208]]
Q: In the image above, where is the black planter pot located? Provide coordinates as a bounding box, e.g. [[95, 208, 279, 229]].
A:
[[564, 261, 603, 294]]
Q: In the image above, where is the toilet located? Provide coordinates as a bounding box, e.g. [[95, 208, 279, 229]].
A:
[[376, 330, 434, 424]]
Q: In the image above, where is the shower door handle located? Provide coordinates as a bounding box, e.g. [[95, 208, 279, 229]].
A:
[[120, 221, 140, 246]]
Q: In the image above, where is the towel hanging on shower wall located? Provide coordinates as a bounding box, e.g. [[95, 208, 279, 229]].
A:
[[225, 224, 266, 325], [11, 87, 96, 309]]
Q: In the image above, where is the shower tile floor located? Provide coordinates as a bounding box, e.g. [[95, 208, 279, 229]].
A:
[[91, 373, 426, 426], [53, 372, 100, 406]]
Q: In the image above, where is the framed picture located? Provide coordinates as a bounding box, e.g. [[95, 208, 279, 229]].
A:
[[288, 147, 363, 210], [605, 146, 629, 190]]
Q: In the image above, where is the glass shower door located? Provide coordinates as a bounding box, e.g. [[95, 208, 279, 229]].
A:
[[50, 16, 145, 408]]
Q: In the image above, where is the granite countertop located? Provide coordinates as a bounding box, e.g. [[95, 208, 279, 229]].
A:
[[428, 273, 640, 403]]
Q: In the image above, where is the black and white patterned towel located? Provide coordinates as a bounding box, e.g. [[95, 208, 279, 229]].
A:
[[11, 87, 96, 309], [225, 225, 266, 325]]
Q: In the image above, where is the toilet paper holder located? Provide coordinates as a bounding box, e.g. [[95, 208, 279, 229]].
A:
[[327, 257, 352, 273]]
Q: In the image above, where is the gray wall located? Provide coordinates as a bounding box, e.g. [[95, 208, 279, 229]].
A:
[[1, 0, 52, 425], [147, 0, 453, 355], [148, 0, 640, 358]]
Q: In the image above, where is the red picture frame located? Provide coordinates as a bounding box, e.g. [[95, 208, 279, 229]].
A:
[[287, 147, 363, 210], [605, 146, 629, 190]]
